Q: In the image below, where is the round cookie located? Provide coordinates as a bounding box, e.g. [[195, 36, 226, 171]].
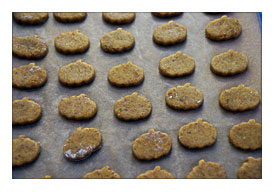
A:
[[114, 92, 151, 121], [132, 129, 172, 160], [165, 83, 203, 110], [186, 160, 227, 179], [58, 94, 97, 120], [137, 166, 175, 179], [58, 59, 95, 86], [54, 30, 90, 54], [100, 28, 135, 53], [229, 119, 262, 150], [102, 12, 135, 24], [108, 61, 144, 87], [152, 12, 182, 18], [12, 97, 42, 125], [13, 12, 48, 25], [159, 51, 195, 77], [12, 35, 48, 59], [53, 12, 87, 23], [178, 118, 217, 149], [12, 135, 40, 166], [83, 166, 120, 179], [237, 157, 262, 179], [153, 21, 187, 46], [63, 127, 102, 161], [13, 63, 47, 89], [219, 84, 260, 111], [205, 15, 242, 41]]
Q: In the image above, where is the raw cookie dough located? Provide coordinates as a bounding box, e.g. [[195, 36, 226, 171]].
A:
[[205, 15, 242, 41], [13, 12, 48, 25], [12, 35, 48, 59], [108, 61, 144, 87], [229, 119, 262, 150], [152, 12, 182, 18], [12, 97, 42, 125], [58, 59, 95, 86], [100, 28, 135, 53], [132, 129, 172, 160], [237, 157, 262, 179], [210, 49, 248, 76], [165, 83, 203, 110], [153, 21, 187, 46], [178, 118, 217, 149], [58, 94, 97, 120], [114, 92, 151, 121], [83, 166, 120, 179], [219, 84, 260, 111], [12, 63, 47, 89], [137, 166, 175, 179], [159, 51, 195, 77], [102, 12, 135, 24], [63, 127, 102, 161], [54, 30, 90, 54], [12, 135, 40, 166], [186, 160, 227, 179], [53, 12, 87, 23]]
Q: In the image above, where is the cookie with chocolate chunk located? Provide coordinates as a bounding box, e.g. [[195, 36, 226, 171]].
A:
[[137, 166, 175, 179], [237, 157, 262, 179], [83, 166, 120, 179], [13, 12, 48, 25], [102, 12, 135, 24], [53, 12, 87, 23]]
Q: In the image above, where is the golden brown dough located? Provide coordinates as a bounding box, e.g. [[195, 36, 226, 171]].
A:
[[152, 12, 182, 18], [102, 12, 135, 24], [83, 166, 120, 179], [237, 157, 262, 179], [13, 12, 48, 24], [53, 12, 87, 22], [137, 166, 175, 179]]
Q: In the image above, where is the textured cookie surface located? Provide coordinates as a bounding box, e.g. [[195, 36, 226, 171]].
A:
[[178, 118, 217, 148], [165, 83, 203, 110], [210, 49, 248, 76], [53, 12, 86, 22], [237, 157, 262, 179], [153, 21, 187, 45], [114, 92, 151, 121], [219, 84, 260, 111], [58, 59, 95, 86], [12, 35, 48, 59], [63, 127, 102, 161], [13, 63, 47, 89], [12, 97, 42, 125], [137, 166, 174, 179], [100, 28, 135, 53], [132, 129, 172, 160], [187, 160, 227, 179], [152, 12, 182, 18], [13, 12, 48, 24], [102, 12, 135, 24], [159, 51, 195, 77], [58, 94, 97, 120], [12, 135, 40, 166], [108, 61, 144, 87], [83, 166, 120, 179], [206, 15, 242, 40], [54, 30, 90, 54]]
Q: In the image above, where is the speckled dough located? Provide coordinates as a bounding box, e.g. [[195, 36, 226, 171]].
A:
[[12, 97, 42, 125], [83, 166, 120, 179], [114, 92, 151, 121], [219, 84, 260, 111], [53, 12, 87, 22], [108, 61, 144, 87], [237, 157, 262, 179], [12, 135, 40, 166], [102, 12, 135, 24], [13, 12, 48, 24], [58, 94, 97, 120], [137, 166, 175, 179], [152, 12, 182, 18], [132, 129, 172, 160], [63, 127, 102, 161], [178, 118, 217, 149], [206, 15, 242, 41]]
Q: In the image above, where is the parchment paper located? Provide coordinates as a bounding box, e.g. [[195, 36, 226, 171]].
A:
[[12, 12, 262, 179]]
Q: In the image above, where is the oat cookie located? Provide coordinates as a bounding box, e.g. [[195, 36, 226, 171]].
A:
[[12, 35, 48, 59], [237, 157, 262, 179], [137, 166, 175, 179], [165, 83, 203, 110], [205, 15, 242, 41], [178, 118, 217, 149], [83, 166, 120, 179], [63, 127, 102, 161], [58, 94, 97, 120], [108, 61, 144, 87], [54, 30, 90, 54], [53, 12, 87, 23], [159, 51, 195, 77], [102, 12, 135, 24], [13, 12, 48, 25], [152, 12, 182, 18], [219, 84, 260, 111], [33, 175, 52, 179], [229, 119, 262, 150], [153, 21, 187, 46], [13, 63, 47, 89], [187, 160, 227, 179], [12, 135, 40, 166], [12, 97, 42, 125], [114, 92, 151, 121], [58, 59, 95, 86], [132, 129, 172, 160], [100, 28, 135, 53]]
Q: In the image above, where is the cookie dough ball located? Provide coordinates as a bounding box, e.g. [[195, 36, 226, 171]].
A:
[[132, 129, 172, 160], [102, 12, 135, 24], [53, 12, 87, 23], [237, 157, 262, 179], [13, 12, 48, 25], [152, 12, 182, 18], [83, 166, 120, 179], [137, 166, 175, 179]]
